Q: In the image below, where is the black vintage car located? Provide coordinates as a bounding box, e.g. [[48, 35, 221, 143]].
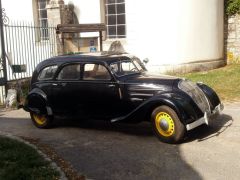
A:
[[24, 52, 223, 143]]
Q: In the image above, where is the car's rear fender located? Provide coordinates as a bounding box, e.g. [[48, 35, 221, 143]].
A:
[[24, 88, 53, 116]]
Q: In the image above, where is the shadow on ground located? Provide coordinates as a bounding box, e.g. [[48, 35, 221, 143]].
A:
[[0, 112, 202, 180], [0, 111, 233, 180], [54, 113, 233, 143], [56, 117, 154, 137]]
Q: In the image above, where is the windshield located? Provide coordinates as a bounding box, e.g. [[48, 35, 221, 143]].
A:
[[110, 57, 146, 77]]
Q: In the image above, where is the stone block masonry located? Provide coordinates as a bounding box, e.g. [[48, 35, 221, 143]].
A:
[[225, 14, 240, 64]]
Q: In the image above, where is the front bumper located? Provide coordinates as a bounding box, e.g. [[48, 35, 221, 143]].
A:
[[186, 103, 224, 131]]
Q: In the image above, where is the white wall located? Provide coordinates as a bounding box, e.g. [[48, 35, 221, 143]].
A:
[[65, 0, 101, 23], [125, 1, 179, 65], [124, 0, 224, 70], [2, 0, 34, 22], [65, 0, 101, 37], [177, 0, 224, 64]]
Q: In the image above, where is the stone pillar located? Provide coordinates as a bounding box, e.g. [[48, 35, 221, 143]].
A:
[[46, 0, 64, 26], [46, 0, 65, 55]]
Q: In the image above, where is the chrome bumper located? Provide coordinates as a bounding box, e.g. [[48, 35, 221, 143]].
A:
[[186, 103, 224, 131]]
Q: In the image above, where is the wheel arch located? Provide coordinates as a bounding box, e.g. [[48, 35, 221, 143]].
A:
[[24, 88, 53, 116], [143, 90, 204, 126], [145, 97, 188, 125]]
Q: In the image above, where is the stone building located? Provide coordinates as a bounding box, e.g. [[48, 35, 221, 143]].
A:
[[2, 0, 225, 74], [49, 0, 225, 73]]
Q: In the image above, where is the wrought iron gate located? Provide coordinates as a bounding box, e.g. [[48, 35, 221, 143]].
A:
[[3, 22, 58, 81], [0, 1, 58, 103], [0, 2, 8, 87]]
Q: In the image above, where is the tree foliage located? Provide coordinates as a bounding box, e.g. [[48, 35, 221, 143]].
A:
[[226, 0, 240, 15]]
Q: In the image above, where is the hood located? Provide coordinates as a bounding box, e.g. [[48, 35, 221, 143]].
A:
[[123, 72, 180, 89], [122, 73, 181, 101]]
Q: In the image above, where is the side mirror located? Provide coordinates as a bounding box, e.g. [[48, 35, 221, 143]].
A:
[[143, 58, 149, 64]]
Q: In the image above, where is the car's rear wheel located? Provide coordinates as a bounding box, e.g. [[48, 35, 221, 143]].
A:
[[151, 105, 185, 143], [30, 112, 53, 129]]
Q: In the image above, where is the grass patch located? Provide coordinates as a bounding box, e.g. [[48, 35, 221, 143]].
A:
[[0, 136, 60, 180], [179, 64, 240, 102]]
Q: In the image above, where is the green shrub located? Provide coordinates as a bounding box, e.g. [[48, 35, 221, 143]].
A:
[[226, 0, 240, 15]]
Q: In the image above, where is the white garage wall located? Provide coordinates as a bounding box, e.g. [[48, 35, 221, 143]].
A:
[[124, 0, 224, 70], [125, 0, 179, 65], [177, 0, 224, 63]]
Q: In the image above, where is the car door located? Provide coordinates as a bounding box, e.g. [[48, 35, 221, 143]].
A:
[[50, 63, 82, 114], [79, 62, 122, 119]]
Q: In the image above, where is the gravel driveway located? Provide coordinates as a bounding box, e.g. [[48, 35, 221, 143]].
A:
[[0, 102, 239, 180]]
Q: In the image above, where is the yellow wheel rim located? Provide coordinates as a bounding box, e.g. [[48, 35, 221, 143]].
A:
[[155, 112, 175, 137], [33, 114, 47, 125]]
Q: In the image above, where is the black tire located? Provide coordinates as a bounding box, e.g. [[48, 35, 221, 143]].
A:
[[30, 112, 53, 129], [151, 105, 185, 143]]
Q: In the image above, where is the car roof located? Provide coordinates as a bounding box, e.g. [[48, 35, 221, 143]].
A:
[[39, 52, 132, 68]]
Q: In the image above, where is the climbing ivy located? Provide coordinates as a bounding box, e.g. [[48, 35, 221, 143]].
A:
[[226, 0, 240, 15]]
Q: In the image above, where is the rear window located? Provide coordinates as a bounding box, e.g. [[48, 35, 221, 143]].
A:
[[38, 65, 58, 80]]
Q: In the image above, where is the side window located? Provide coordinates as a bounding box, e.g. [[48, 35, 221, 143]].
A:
[[38, 65, 58, 80], [57, 64, 81, 80], [83, 64, 111, 80]]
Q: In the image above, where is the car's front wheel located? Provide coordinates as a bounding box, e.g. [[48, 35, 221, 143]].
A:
[[30, 112, 53, 129], [151, 105, 185, 143]]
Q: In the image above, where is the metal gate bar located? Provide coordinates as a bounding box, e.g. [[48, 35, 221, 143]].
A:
[[2, 22, 57, 81]]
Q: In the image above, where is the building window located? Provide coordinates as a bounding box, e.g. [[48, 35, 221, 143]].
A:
[[105, 0, 126, 39], [37, 0, 49, 40]]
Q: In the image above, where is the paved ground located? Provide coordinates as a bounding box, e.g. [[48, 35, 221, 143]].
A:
[[0, 103, 239, 180]]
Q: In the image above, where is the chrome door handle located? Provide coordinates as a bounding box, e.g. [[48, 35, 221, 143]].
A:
[[108, 84, 115, 88]]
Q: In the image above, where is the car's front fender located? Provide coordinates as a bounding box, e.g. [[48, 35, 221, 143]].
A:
[[197, 83, 221, 110], [111, 91, 202, 125]]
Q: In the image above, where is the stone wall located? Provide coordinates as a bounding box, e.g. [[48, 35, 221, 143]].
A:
[[225, 15, 240, 63]]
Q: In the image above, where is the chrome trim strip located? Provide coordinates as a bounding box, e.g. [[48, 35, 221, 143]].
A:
[[129, 93, 154, 96], [118, 88, 122, 99]]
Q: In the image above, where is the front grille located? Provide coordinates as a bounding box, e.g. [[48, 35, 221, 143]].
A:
[[178, 80, 210, 113]]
